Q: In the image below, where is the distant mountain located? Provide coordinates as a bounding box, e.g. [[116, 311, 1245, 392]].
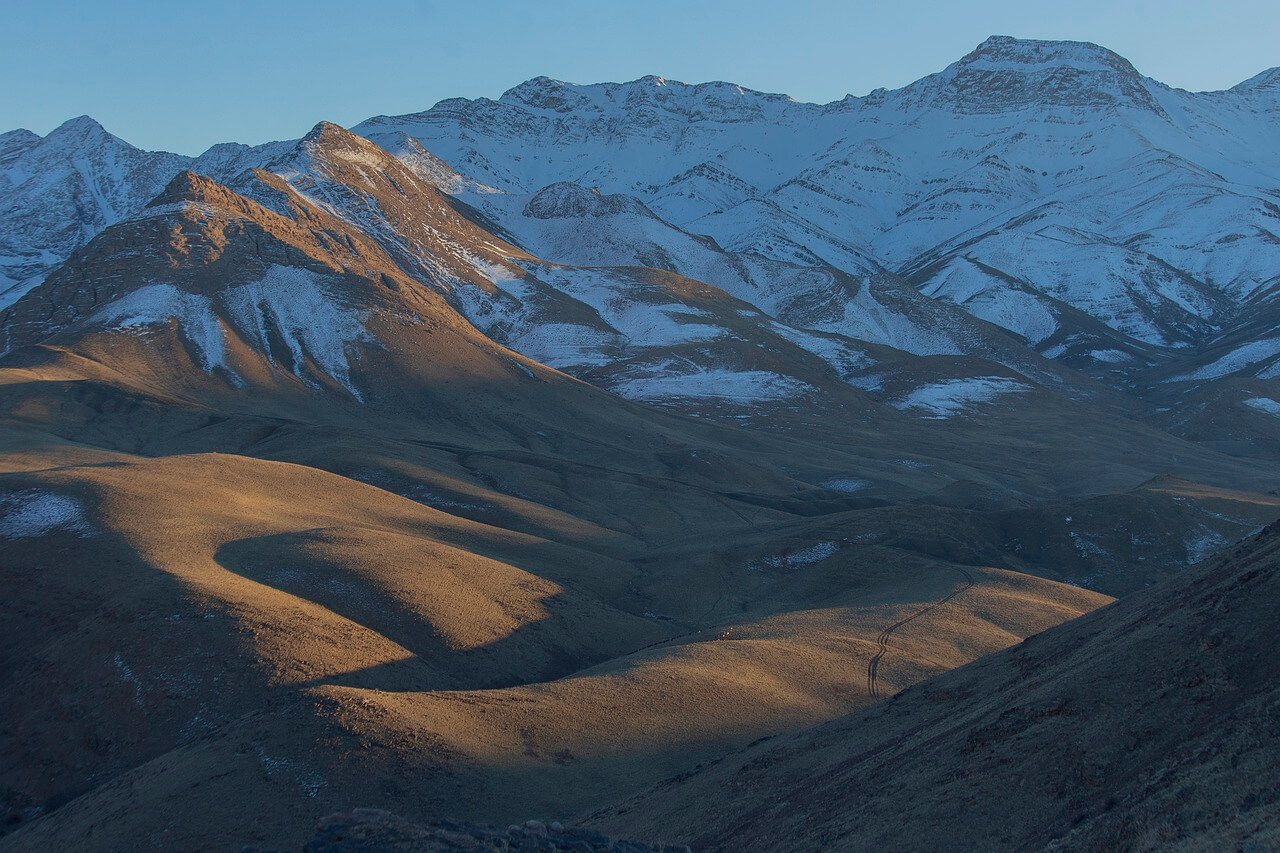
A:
[[3, 38, 1278, 501], [5, 39, 1275, 419], [0, 117, 187, 305], [356, 36, 1280, 370]]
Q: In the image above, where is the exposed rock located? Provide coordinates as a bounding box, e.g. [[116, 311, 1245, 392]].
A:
[[295, 809, 689, 852]]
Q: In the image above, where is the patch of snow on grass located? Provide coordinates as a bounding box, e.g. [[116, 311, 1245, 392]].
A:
[[613, 366, 814, 402], [1186, 527, 1228, 564], [789, 541, 838, 565], [824, 478, 870, 493], [0, 490, 92, 538], [1175, 338, 1280, 381], [748, 541, 839, 571], [1243, 397, 1280, 417], [1070, 531, 1108, 558], [769, 323, 875, 376], [892, 376, 1029, 419], [507, 322, 617, 368], [112, 653, 145, 708], [469, 255, 520, 284]]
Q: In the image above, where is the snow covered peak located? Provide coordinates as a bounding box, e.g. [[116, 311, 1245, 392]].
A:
[[271, 119, 398, 179], [300, 120, 351, 144], [130, 169, 275, 225], [0, 129, 40, 173], [43, 115, 115, 148], [0, 128, 40, 150], [146, 169, 222, 207], [497, 74, 795, 122], [499, 76, 584, 112], [913, 35, 1158, 114], [959, 36, 1139, 76]]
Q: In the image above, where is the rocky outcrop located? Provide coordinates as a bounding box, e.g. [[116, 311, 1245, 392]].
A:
[[297, 809, 689, 852]]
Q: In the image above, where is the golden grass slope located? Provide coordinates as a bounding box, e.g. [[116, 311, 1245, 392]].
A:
[[0, 424, 1107, 850]]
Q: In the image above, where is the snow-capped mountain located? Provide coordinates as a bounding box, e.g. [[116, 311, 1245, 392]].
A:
[[355, 36, 1280, 364], [2, 36, 1278, 431], [0, 117, 188, 306]]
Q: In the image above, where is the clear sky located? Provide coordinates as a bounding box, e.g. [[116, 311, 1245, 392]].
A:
[[3, 0, 1277, 155]]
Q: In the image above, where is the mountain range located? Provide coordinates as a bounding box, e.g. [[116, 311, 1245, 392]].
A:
[[1, 35, 1278, 851]]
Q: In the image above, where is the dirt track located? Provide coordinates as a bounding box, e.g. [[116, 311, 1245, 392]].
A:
[[867, 567, 976, 698]]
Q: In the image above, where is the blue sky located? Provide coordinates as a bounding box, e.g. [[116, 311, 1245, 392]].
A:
[[3, 0, 1277, 155]]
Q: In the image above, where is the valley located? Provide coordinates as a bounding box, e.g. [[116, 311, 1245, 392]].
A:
[[0, 34, 1277, 851]]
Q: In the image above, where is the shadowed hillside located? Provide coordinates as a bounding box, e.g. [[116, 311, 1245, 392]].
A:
[[590, 522, 1280, 851]]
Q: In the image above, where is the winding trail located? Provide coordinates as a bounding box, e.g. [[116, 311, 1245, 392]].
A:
[[866, 567, 975, 699]]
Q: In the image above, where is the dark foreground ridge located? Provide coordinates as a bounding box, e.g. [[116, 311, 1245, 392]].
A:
[[589, 522, 1280, 850], [286, 809, 687, 852]]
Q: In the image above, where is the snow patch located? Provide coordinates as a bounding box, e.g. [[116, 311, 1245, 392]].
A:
[[824, 478, 870, 494], [748, 541, 839, 571], [93, 284, 231, 374], [0, 490, 92, 538], [892, 376, 1030, 419], [1069, 531, 1108, 558], [1175, 338, 1280, 381], [612, 366, 814, 402], [1088, 349, 1133, 363], [469, 255, 520, 283], [112, 653, 145, 708], [1243, 397, 1280, 417], [1186, 527, 1228, 564]]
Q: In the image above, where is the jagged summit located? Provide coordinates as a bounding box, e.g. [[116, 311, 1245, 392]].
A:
[[0, 128, 40, 165], [299, 119, 351, 144], [145, 168, 227, 206], [0, 127, 39, 145], [1231, 65, 1280, 93], [914, 34, 1159, 114], [496, 73, 795, 121], [44, 114, 111, 141]]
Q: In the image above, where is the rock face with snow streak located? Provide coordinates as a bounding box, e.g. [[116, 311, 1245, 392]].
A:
[[0, 164, 546, 410]]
